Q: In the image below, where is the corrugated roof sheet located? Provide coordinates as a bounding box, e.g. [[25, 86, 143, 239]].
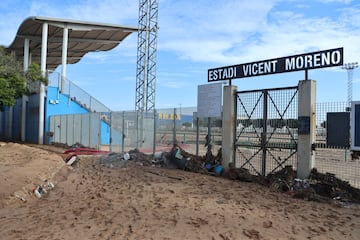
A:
[[6, 16, 138, 71]]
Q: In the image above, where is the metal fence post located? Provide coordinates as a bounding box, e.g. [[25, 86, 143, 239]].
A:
[[206, 117, 211, 162], [109, 112, 112, 152], [153, 109, 157, 155], [122, 111, 125, 153], [196, 117, 199, 158], [173, 108, 177, 144]]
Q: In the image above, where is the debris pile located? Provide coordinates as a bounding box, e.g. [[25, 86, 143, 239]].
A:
[[98, 148, 154, 168], [263, 166, 360, 204], [95, 145, 360, 206]]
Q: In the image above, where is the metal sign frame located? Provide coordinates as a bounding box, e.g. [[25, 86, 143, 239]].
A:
[[208, 47, 344, 82]]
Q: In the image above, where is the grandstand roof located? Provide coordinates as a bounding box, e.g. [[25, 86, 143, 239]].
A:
[[6, 16, 138, 71]]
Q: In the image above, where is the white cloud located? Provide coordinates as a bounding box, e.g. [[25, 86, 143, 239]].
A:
[[26, 0, 138, 25], [338, 5, 360, 28], [318, 0, 353, 4], [156, 0, 360, 66], [64, 0, 138, 25], [0, 0, 139, 46], [158, 0, 279, 64]]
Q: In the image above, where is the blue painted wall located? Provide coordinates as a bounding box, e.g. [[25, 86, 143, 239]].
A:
[[0, 86, 112, 145], [45, 86, 110, 145], [101, 120, 110, 145]]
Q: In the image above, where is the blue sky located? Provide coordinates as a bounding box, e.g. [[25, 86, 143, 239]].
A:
[[0, 0, 360, 111]]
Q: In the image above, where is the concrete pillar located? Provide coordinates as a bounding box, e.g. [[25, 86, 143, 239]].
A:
[[61, 24, 68, 93], [21, 38, 30, 142], [222, 85, 237, 171], [297, 80, 316, 179], [39, 22, 48, 144], [23, 38, 29, 70]]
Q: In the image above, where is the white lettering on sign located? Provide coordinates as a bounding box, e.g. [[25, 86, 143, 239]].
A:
[[242, 60, 278, 77], [285, 49, 342, 71], [208, 66, 237, 81]]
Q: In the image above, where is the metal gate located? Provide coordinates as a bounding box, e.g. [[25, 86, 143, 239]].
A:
[[235, 86, 298, 176]]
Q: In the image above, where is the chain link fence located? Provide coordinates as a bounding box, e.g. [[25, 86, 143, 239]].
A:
[[314, 102, 360, 188], [4, 98, 357, 187], [106, 107, 222, 157]]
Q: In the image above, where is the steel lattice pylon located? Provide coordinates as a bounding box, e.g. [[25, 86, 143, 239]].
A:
[[135, 0, 159, 113], [342, 62, 358, 108]]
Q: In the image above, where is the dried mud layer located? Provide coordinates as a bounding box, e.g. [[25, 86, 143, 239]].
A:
[[0, 143, 359, 240]]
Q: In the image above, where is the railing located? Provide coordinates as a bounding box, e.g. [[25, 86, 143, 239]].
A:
[[47, 71, 111, 113]]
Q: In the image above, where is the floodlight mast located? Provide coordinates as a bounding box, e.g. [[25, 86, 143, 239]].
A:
[[342, 62, 358, 108], [135, 0, 159, 148], [135, 0, 159, 113]]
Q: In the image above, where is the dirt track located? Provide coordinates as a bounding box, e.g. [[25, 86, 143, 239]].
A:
[[0, 143, 359, 240]]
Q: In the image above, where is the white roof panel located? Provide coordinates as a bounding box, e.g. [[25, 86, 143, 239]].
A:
[[6, 16, 138, 71]]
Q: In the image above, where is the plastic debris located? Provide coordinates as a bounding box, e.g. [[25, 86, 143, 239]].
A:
[[33, 180, 55, 199], [34, 185, 47, 198]]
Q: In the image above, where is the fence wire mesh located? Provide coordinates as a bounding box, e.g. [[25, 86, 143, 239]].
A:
[[315, 101, 360, 188], [5, 99, 356, 188], [48, 71, 111, 113], [235, 87, 298, 176], [106, 108, 222, 156]]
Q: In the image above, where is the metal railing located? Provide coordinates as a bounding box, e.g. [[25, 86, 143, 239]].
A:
[[48, 71, 111, 113]]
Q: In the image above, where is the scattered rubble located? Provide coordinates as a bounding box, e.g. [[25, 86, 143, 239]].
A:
[[89, 145, 360, 206], [33, 179, 55, 199]]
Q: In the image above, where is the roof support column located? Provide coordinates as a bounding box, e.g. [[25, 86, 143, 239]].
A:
[[23, 38, 29, 70], [39, 22, 48, 144], [61, 24, 68, 93], [21, 38, 30, 141]]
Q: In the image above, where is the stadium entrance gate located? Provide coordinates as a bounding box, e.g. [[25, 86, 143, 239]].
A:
[[234, 86, 299, 176]]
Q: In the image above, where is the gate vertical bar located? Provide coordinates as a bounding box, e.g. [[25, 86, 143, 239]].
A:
[[262, 90, 268, 176], [233, 90, 238, 166]]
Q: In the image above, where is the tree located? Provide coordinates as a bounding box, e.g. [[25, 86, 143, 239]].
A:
[[0, 46, 47, 109]]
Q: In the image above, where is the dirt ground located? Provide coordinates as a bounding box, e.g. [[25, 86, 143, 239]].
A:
[[0, 142, 359, 240]]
